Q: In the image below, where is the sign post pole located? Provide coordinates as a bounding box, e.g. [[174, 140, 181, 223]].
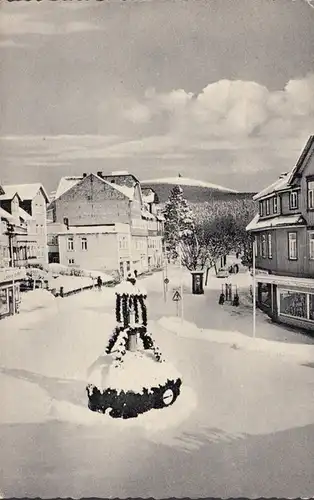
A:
[[252, 238, 256, 339]]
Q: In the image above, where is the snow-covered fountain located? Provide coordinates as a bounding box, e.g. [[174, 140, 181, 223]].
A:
[[86, 273, 182, 419]]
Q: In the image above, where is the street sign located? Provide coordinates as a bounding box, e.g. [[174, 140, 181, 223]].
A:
[[172, 290, 181, 302], [164, 277, 169, 284]]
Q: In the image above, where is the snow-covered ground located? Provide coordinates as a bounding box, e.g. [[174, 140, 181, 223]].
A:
[[0, 265, 314, 497]]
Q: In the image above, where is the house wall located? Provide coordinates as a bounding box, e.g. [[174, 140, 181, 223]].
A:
[[55, 175, 130, 226], [280, 190, 301, 216], [29, 189, 48, 264], [255, 227, 313, 278], [300, 149, 314, 225], [58, 232, 119, 272]]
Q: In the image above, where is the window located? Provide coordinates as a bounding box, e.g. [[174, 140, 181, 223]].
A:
[[68, 258, 75, 265], [288, 232, 297, 260], [67, 236, 74, 251], [308, 180, 314, 209], [81, 237, 88, 251], [268, 233, 272, 258], [289, 191, 298, 210], [309, 233, 314, 260], [265, 198, 270, 215], [273, 196, 278, 214], [279, 291, 307, 319], [261, 234, 267, 258], [259, 202, 264, 217]]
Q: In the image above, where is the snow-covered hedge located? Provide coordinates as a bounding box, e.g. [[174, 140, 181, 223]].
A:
[[47, 263, 114, 282]]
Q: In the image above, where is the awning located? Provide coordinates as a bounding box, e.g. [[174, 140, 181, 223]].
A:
[[255, 273, 314, 290]]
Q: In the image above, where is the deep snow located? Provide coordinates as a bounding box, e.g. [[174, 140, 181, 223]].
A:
[[1, 265, 314, 497]]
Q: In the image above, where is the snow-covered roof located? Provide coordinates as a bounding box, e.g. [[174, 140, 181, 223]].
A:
[[18, 207, 32, 221], [141, 209, 155, 220], [141, 176, 238, 193], [253, 174, 292, 201], [55, 176, 83, 199], [0, 188, 20, 201], [0, 206, 15, 223], [57, 225, 117, 235], [246, 213, 305, 232], [54, 174, 135, 201], [1, 183, 49, 203]]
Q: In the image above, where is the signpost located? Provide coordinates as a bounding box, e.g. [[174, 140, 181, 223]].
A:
[[172, 288, 181, 317]]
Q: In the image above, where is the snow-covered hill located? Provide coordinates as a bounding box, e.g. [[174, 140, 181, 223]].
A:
[[142, 176, 238, 193], [141, 176, 255, 204]]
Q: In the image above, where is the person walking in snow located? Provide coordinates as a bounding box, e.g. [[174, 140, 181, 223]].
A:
[[97, 276, 102, 289]]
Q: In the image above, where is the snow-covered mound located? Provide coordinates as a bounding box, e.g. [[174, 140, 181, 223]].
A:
[[158, 317, 314, 365], [142, 176, 238, 193], [20, 289, 56, 312], [104, 351, 181, 393]]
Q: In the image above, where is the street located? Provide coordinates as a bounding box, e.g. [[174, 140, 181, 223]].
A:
[[1, 268, 314, 498]]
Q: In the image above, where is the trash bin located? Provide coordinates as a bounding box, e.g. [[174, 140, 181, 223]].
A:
[[191, 271, 204, 295]]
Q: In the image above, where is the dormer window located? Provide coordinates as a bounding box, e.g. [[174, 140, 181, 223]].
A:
[[273, 196, 278, 214], [265, 198, 270, 215], [289, 191, 298, 210], [308, 180, 314, 210], [259, 202, 264, 217]]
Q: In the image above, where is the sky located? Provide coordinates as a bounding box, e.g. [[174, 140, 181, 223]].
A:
[[0, 0, 313, 195]]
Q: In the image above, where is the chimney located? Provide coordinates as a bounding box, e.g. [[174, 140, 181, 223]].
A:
[[82, 173, 87, 178], [97, 171, 103, 178]]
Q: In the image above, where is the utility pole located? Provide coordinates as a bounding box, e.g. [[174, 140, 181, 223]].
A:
[[252, 238, 256, 338], [179, 244, 184, 323]]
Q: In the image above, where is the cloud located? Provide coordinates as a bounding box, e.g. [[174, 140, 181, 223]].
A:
[[0, 75, 313, 187], [0, 12, 99, 36]]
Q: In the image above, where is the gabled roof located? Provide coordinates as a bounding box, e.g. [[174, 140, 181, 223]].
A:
[[0, 183, 49, 203], [253, 136, 314, 201], [0, 185, 5, 196], [0, 206, 16, 223], [55, 173, 135, 201], [288, 135, 314, 184], [0, 188, 21, 202]]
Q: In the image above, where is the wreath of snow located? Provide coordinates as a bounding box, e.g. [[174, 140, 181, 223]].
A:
[[105, 351, 181, 393]]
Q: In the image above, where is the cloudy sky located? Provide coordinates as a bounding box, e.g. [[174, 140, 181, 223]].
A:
[[0, 0, 313, 194]]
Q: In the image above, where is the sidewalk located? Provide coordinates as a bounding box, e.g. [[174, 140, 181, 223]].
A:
[[143, 266, 314, 346]]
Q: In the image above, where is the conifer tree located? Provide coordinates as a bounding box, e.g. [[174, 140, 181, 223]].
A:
[[163, 185, 195, 260]]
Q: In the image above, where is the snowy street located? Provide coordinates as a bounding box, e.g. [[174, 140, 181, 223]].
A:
[[1, 267, 314, 498]]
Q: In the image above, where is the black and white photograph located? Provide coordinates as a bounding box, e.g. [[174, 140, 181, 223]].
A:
[[0, 0, 314, 497]]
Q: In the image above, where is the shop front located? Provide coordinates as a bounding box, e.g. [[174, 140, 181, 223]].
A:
[[0, 268, 26, 319], [256, 273, 314, 333]]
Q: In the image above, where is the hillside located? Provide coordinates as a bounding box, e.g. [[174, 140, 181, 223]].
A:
[[141, 176, 256, 204]]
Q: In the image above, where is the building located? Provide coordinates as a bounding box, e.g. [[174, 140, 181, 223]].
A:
[[246, 135, 314, 332], [0, 266, 26, 319], [0, 183, 49, 265], [47, 172, 164, 277]]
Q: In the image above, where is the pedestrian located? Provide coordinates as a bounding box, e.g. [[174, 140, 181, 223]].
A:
[[97, 276, 102, 289], [134, 269, 138, 278], [219, 292, 225, 305]]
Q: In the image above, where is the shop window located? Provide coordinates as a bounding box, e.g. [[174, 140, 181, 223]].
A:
[[0, 288, 9, 316], [279, 291, 307, 319], [309, 294, 314, 321], [260, 283, 271, 308]]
